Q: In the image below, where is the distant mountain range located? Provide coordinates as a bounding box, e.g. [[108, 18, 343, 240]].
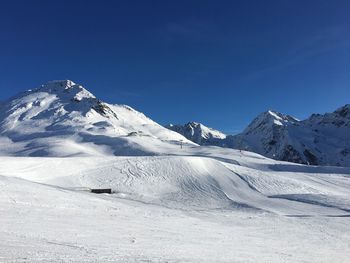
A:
[[1, 80, 349, 167], [167, 105, 350, 167]]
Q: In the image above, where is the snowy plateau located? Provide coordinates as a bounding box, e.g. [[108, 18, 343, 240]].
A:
[[0, 80, 349, 262]]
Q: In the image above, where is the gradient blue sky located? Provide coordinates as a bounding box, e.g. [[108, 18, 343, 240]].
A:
[[0, 0, 349, 133]]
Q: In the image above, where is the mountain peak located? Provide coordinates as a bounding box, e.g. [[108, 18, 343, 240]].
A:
[[334, 104, 350, 118], [248, 110, 297, 129], [43, 80, 77, 89], [166, 121, 226, 144], [264, 110, 284, 123], [35, 80, 95, 101], [264, 110, 298, 122], [306, 104, 350, 127], [186, 121, 201, 128]]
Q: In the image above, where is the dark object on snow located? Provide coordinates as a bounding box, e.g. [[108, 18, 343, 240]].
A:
[[91, 188, 112, 194]]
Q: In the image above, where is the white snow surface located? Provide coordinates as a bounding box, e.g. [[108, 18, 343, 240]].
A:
[[1, 81, 350, 262], [1, 147, 350, 262]]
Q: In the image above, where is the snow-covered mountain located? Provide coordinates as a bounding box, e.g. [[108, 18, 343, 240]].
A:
[[231, 106, 350, 166], [0, 80, 194, 156], [166, 121, 226, 145], [169, 106, 350, 167]]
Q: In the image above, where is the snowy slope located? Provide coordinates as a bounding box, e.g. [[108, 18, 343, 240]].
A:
[[1, 152, 350, 262], [166, 121, 226, 145], [0, 80, 194, 156], [1, 153, 349, 214]]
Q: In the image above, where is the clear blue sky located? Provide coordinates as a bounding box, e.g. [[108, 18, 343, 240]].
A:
[[0, 0, 349, 134]]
